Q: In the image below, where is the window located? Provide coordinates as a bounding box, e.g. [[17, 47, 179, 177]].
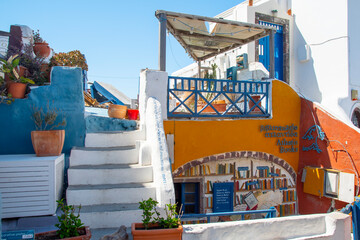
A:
[[174, 182, 200, 214], [351, 108, 360, 128]]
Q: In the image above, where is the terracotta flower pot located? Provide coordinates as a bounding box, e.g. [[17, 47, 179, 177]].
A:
[[35, 226, 91, 240], [197, 100, 227, 113], [108, 104, 127, 119], [249, 95, 262, 112], [33, 42, 51, 58], [131, 223, 183, 240], [31, 130, 65, 157], [7, 82, 27, 99]]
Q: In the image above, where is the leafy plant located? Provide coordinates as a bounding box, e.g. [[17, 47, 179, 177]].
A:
[[31, 104, 66, 131], [139, 198, 158, 230], [138, 198, 181, 230], [0, 55, 35, 84], [202, 63, 217, 102], [55, 199, 84, 239], [50, 50, 88, 71], [33, 30, 44, 43]]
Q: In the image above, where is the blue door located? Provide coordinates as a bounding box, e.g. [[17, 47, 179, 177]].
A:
[[259, 21, 284, 81]]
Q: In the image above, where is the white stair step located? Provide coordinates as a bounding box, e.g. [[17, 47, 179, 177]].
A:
[[66, 183, 156, 206], [85, 130, 145, 147], [78, 203, 142, 228], [70, 146, 138, 166], [68, 164, 153, 185]]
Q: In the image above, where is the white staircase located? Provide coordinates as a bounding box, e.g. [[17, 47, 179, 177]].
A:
[[66, 129, 154, 228]]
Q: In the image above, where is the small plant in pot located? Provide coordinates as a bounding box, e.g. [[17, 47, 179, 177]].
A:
[[31, 104, 66, 157], [131, 198, 183, 240], [33, 30, 51, 58], [0, 54, 34, 99], [35, 199, 91, 240]]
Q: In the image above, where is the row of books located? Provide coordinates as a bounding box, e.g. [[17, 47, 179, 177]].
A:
[[205, 180, 213, 193], [236, 167, 251, 179], [205, 196, 213, 208], [255, 167, 283, 178], [216, 163, 235, 174], [179, 164, 211, 177], [283, 190, 296, 202], [276, 203, 296, 216], [274, 178, 288, 189]]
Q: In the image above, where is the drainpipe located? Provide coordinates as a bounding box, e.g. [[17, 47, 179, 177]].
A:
[[269, 30, 275, 79], [158, 13, 167, 72]]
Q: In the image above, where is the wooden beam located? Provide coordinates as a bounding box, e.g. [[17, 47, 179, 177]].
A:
[[187, 44, 219, 53], [155, 10, 276, 31], [175, 29, 246, 45]]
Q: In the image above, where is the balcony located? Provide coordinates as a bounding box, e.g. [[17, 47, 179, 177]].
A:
[[168, 76, 270, 118]]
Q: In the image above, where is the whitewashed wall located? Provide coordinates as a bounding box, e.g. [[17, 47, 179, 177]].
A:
[[291, 0, 351, 123], [182, 212, 351, 240]]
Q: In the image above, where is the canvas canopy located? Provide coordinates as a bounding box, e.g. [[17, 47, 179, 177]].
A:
[[155, 10, 276, 62]]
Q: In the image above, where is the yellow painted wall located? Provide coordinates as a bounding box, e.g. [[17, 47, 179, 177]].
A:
[[164, 80, 301, 172]]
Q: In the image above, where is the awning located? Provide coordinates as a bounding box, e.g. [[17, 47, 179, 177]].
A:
[[155, 10, 276, 62]]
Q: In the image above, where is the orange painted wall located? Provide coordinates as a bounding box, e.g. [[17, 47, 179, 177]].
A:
[[164, 80, 301, 173], [298, 99, 360, 214]]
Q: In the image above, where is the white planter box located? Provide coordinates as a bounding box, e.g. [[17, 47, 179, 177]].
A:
[[0, 154, 64, 218]]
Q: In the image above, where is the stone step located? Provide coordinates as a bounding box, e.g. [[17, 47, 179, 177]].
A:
[[66, 183, 156, 206], [79, 203, 142, 228], [85, 130, 145, 148], [70, 146, 138, 166], [68, 164, 153, 185]]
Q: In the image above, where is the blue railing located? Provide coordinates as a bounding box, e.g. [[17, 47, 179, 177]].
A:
[[341, 197, 360, 240], [180, 207, 276, 224], [168, 76, 270, 118]]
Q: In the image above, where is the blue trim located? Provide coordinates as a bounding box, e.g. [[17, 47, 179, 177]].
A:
[[92, 81, 124, 105], [302, 125, 325, 153], [168, 76, 270, 118]]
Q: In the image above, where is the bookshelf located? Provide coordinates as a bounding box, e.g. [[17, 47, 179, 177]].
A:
[[175, 158, 297, 217]]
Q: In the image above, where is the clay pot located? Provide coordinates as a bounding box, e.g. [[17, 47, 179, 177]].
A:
[[35, 226, 91, 240], [249, 95, 262, 112], [197, 100, 227, 113], [108, 104, 127, 119], [131, 223, 182, 240], [7, 82, 27, 99], [31, 130, 65, 157], [33, 42, 51, 58]]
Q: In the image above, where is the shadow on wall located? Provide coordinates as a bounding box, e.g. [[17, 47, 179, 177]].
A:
[[298, 98, 360, 214], [0, 66, 86, 155], [293, 22, 322, 103]]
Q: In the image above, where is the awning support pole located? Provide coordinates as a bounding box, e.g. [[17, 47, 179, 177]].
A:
[[198, 61, 201, 78], [159, 13, 167, 72], [269, 30, 275, 78]]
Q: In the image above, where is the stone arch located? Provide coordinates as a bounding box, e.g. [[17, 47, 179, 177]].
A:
[[173, 151, 296, 182]]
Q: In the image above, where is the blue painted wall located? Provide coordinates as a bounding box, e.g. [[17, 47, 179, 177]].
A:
[[86, 115, 137, 132], [0, 67, 86, 155]]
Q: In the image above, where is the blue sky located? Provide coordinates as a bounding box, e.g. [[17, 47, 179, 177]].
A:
[[0, 0, 244, 98]]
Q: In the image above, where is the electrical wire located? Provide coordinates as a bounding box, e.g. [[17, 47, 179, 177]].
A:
[[309, 36, 348, 46], [168, 35, 183, 68], [296, 89, 360, 196]]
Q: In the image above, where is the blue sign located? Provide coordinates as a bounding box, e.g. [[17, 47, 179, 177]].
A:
[[2, 230, 34, 240], [213, 182, 234, 213]]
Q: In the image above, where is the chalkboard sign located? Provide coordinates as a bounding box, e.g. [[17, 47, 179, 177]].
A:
[[213, 182, 234, 212]]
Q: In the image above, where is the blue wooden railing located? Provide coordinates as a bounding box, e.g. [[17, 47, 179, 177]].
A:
[[167, 76, 270, 118], [341, 197, 360, 240], [180, 207, 276, 224]]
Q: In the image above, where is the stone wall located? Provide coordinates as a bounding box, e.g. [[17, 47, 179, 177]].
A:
[[0, 66, 86, 155]]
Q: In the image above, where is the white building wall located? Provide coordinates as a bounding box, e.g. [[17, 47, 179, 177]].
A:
[[292, 0, 350, 123], [347, 0, 360, 119]]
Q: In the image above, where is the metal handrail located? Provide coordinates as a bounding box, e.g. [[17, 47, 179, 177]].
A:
[[180, 207, 276, 224], [168, 76, 270, 118]]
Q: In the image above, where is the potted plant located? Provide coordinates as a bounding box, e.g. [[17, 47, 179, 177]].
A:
[[31, 104, 66, 157], [50, 50, 88, 71], [33, 30, 51, 58], [131, 198, 183, 240], [35, 199, 91, 240], [0, 54, 35, 99], [196, 63, 227, 113]]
